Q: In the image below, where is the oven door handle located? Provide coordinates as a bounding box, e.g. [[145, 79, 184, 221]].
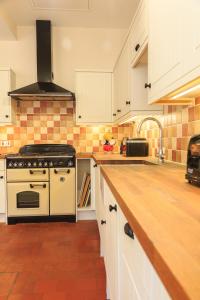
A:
[[54, 169, 71, 174], [30, 183, 47, 189], [30, 170, 46, 175]]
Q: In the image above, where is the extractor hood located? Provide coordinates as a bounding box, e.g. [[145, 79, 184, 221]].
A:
[[8, 20, 75, 101]]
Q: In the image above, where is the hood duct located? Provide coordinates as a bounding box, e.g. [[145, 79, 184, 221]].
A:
[[8, 20, 75, 101]]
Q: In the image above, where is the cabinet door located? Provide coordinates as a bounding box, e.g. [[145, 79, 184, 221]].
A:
[[130, 0, 148, 64], [50, 168, 75, 215], [113, 41, 131, 120], [182, 0, 200, 76], [148, 0, 183, 102], [0, 171, 6, 214], [0, 70, 11, 123], [76, 72, 112, 124], [104, 181, 118, 300]]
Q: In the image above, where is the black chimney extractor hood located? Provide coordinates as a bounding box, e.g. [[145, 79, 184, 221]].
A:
[[8, 20, 75, 101]]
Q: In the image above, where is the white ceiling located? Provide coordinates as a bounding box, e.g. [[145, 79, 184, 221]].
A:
[[0, 0, 140, 28]]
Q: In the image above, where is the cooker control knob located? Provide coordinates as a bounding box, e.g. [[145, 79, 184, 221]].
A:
[[18, 162, 23, 167], [14, 162, 18, 167], [38, 162, 42, 167], [27, 162, 32, 167], [49, 161, 53, 167], [33, 162, 37, 167], [44, 162, 48, 167], [68, 160, 73, 167], [8, 162, 13, 167]]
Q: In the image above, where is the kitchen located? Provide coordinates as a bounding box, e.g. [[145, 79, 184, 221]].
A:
[[0, 0, 200, 299]]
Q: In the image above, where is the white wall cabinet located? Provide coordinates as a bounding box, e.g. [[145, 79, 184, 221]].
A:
[[182, 1, 200, 78], [113, 41, 131, 121], [129, 0, 148, 65], [96, 177, 171, 300], [0, 160, 6, 221], [148, 0, 200, 104], [0, 68, 16, 124], [75, 71, 112, 124]]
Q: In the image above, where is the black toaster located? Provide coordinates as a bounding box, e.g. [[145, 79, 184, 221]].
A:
[[185, 134, 200, 186], [126, 138, 149, 157]]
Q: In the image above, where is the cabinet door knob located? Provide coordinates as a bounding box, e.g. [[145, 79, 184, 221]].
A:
[[0, 176, 3, 179], [135, 43, 140, 52], [5, 115, 9, 118], [109, 204, 117, 212], [117, 109, 121, 113], [126, 101, 131, 105], [101, 220, 106, 225], [93, 163, 97, 168], [78, 115, 82, 119], [124, 223, 134, 239], [113, 113, 116, 117], [145, 83, 151, 89]]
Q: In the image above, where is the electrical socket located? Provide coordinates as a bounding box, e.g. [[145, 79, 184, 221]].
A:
[[0, 140, 11, 147]]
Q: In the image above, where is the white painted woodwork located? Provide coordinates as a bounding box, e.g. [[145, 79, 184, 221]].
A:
[[148, 0, 183, 103], [182, 1, 200, 78], [129, 0, 148, 65], [104, 180, 119, 300], [75, 71, 112, 124], [0, 68, 16, 124], [0, 166, 6, 214], [96, 178, 171, 299]]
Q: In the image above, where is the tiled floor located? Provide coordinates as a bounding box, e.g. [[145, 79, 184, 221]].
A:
[[0, 221, 106, 300]]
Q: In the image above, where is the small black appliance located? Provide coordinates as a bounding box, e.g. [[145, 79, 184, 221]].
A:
[[126, 138, 149, 157], [185, 134, 200, 186]]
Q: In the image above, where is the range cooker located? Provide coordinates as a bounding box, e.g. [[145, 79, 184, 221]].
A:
[[6, 144, 76, 224]]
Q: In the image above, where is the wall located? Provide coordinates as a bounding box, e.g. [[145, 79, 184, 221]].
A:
[[0, 26, 126, 91], [0, 100, 133, 154], [139, 98, 200, 164]]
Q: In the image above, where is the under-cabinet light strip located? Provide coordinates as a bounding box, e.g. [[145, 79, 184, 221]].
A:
[[172, 83, 200, 99]]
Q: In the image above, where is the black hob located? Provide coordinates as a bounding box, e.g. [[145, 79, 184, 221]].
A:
[[6, 144, 76, 169]]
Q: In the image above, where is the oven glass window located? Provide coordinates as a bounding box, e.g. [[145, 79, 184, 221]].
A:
[[17, 191, 40, 208]]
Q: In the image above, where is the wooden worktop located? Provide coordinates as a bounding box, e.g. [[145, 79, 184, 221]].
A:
[[0, 154, 6, 159], [76, 152, 157, 164], [101, 163, 200, 300]]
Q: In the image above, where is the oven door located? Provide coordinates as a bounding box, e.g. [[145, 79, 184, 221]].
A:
[[7, 182, 49, 216]]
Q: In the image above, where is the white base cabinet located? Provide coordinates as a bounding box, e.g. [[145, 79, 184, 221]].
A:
[[0, 160, 6, 222], [97, 177, 171, 300]]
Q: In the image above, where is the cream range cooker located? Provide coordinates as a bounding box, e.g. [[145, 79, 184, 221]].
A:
[[6, 144, 76, 224]]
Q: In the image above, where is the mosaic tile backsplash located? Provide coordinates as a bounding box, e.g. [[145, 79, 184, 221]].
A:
[[139, 98, 200, 164], [0, 101, 133, 154], [0, 98, 200, 165]]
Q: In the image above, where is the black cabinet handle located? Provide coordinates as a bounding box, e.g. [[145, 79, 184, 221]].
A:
[[135, 43, 140, 52], [126, 101, 131, 105], [117, 109, 121, 113], [78, 115, 82, 119], [54, 169, 70, 174], [124, 223, 134, 239], [0, 176, 3, 179], [113, 113, 116, 117], [109, 204, 117, 212], [145, 83, 151, 89], [101, 220, 106, 225], [93, 164, 97, 168]]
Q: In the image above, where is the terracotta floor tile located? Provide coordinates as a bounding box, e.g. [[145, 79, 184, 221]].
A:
[[0, 273, 17, 297], [0, 221, 106, 299]]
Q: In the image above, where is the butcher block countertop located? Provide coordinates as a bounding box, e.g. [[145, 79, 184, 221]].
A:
[[101, 163, 200, 300], [76, 152, 157, 164], [0, 154, 6, 159]]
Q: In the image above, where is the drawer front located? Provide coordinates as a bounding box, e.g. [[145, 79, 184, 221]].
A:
[[7, 168, 49, 182]]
